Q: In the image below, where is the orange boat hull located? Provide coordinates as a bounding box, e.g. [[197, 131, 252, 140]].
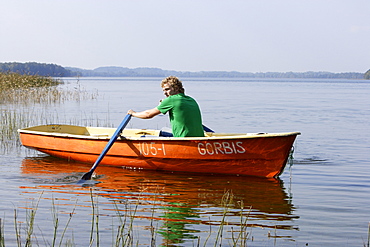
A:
[[18, 125, 300, 178]]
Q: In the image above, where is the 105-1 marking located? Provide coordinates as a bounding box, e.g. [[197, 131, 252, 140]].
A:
[[138, 142, 166, 156]]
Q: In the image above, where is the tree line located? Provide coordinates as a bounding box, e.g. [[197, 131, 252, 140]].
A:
[[365, 69, 370, 79], [0, 62, 74, 77], [1, 62, 369, 79], [69, 66, 366, 79]]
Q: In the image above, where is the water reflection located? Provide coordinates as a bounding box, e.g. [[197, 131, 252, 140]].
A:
[[21, 156, 299, 245], [157, 202, 200, 246]]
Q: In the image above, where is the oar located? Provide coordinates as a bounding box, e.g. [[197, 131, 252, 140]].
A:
[[80, 114, 132, 181], [202, 124, 214, 133]]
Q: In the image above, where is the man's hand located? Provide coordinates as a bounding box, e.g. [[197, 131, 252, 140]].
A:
[[127, 108, 161, 119], [127, 109, 135, 116]]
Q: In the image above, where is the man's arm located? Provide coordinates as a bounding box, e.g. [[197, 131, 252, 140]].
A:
[[127, 108, 161, 119]]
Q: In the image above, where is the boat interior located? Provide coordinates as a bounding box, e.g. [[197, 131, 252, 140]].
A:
[[18, 124, 261, 139], [19, 124, 299, 139]]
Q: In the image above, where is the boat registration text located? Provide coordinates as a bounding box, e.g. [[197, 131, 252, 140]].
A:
[[137, 141, 245, 156]]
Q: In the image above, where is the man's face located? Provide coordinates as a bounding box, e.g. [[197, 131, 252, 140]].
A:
[[162, 83, 176, 97]]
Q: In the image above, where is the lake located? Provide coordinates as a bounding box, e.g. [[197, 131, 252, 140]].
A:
[[0, 77, 369, 246]]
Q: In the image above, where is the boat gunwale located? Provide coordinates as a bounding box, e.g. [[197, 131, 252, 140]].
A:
[[18, 125, 301, 141]]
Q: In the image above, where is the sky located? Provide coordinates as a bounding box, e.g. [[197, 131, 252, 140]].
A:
[[1, 0, 369, 73]]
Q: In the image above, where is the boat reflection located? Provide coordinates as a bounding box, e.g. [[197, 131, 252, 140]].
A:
[[21, 156, 299, 245]]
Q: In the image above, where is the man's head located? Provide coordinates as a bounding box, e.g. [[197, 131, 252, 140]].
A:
[[161, 76, 185, 97]]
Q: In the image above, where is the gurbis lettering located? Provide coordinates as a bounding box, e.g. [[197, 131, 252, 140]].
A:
[[198, 141, 245, 155]]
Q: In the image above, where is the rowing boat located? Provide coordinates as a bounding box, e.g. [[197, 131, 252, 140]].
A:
[[18, 124, 300, 178]]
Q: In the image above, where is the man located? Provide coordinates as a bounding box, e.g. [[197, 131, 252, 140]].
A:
[[127, 76, 204, 137]]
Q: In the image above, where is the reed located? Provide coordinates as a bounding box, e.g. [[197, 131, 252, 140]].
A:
[[0, 218, 4, 247], [111, 194, 141, 246], [212, 191, 253, 247], [0, 72, 104, 152], [232, 201, 252, 246], [51, 197, 77, 247], [0, 190, 257, 247], [1, 72, 58, 105], [0, 72, 97, 105], [366, 221, 370, 247], [214, 191, 233, 246], [0, 72, 59, 89], [51, 197, 59, 247]]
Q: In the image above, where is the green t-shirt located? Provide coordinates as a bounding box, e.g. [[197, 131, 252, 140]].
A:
[[157, 93, 204, 137]]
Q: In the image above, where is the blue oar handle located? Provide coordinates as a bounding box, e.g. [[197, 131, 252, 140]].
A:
[[80, 114, 132, 180], [202, 124, 214, 133]]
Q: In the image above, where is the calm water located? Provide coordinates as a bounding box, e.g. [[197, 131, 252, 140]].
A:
[[1, 77, 369, 246]]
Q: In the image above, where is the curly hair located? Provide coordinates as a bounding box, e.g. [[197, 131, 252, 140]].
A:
[[161, 76, 185, 94]]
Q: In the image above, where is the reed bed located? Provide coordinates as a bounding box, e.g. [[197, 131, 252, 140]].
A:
[[0, 72, 103, 151], [0, 72, 97, 105], [0, 72, 59, 89]]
